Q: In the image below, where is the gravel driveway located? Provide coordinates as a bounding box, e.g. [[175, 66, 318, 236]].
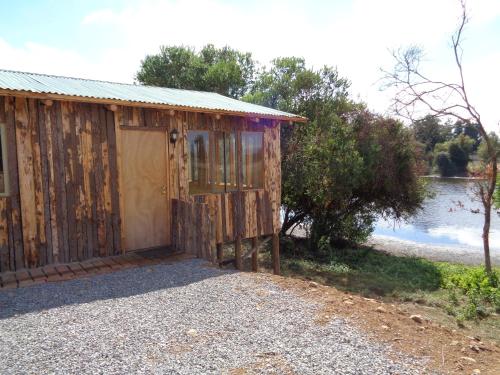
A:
[[0, 259, 422, 374]]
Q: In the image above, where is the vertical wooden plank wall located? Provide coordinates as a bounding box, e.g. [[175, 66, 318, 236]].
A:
[[0, 96, 121, 272], [264, 121, 281, 233], [0, 99, 282, 272]]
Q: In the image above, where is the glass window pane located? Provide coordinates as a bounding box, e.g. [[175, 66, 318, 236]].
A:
[[225, 132, 237, 191], [188, 131, 210, 194], [188, 129, 263, 195], [212, 132, 226, 193], [241, 132, 264, 189]]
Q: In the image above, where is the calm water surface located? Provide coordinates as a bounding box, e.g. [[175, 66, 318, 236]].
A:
[[374, 178, 500, 253]]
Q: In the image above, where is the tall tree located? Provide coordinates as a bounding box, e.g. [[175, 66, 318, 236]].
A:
[[136, 44, 256, 98], [246, 58, 424, 245], [383, 0, 497, 272], [412, 115, 453, 153], [453, 119, 481, 151]]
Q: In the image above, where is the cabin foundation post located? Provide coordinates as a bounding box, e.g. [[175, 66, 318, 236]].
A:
[[216, 243, 223, 266], [210, 242, 217, 264], [272, 233, 280, 275], [235, 236, 242, 270], [251, 237, 259, 272]]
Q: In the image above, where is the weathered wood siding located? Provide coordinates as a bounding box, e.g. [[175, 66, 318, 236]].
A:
[[171, 199, 212, 259], [0, 96, 121, 272], [192, 190, 275, 243], [116, 106, 282, 238], [0, 98, 282, 272]]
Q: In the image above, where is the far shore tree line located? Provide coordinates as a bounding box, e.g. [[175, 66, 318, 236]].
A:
[[137, 0, 498, 274], [412, 114, 499, 178]]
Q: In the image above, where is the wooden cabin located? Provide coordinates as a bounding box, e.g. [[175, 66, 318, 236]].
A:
[[0, 69, 305, 276]]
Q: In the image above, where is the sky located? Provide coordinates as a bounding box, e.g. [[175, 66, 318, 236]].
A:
[[0, 0, 499, 132]]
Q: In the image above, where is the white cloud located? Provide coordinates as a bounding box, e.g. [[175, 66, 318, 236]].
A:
[[1, 0, 499, 131], [81, 9, 116, 25], [0, 38, 129, 82]]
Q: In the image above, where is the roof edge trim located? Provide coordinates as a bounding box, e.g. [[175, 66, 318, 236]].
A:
[[0, 88, 308, 123]]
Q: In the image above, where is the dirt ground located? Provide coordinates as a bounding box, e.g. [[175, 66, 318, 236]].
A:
[[268, 274, 500, 375]]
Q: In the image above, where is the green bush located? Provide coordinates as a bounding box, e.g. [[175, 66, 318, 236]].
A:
[[439, 264, 500, 319], [435, 151, 456, 176], [448, 142, 468, 173]]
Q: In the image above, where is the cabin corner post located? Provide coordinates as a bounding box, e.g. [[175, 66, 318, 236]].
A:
[[235, 236, 242, 270]]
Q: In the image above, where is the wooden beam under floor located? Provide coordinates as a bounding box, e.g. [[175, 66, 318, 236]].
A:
[[235, 236, 242, 270], [216, 243, 223, 266]]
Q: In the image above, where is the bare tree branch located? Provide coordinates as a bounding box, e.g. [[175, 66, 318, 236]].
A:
[[382, 0, 498, 272]]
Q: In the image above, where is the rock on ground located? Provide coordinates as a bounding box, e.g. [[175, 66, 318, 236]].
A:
[[0, 259, 423, 374]]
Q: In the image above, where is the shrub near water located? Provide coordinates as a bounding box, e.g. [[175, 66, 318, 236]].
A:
[[439, 264, 500, 321]]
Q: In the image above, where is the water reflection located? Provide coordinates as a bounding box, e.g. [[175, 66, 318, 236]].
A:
[[374, 178, 500, 253]]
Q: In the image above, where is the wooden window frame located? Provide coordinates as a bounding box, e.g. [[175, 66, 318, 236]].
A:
[[240, 131, 264, 190], [0, 124, 9, 197], [188, 130, 211, 195], [187, 129, 264, 195]]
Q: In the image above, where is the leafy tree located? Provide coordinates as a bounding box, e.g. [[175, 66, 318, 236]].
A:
[[246, 58, 424, 246], [453, 120, 481, 151], [435, 152, 456, 177], [136, 44, 256, 98], [478, 132, 500, 163], [433, 135, 474, 176], [448, 142, 468, 173], [412, 115, 453, 153]]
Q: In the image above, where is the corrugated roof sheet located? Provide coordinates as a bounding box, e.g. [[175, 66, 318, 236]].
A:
[[0, 69, 305, 121]]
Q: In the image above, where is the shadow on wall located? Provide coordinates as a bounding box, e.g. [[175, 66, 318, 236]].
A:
[[0, 259, 233, 319]]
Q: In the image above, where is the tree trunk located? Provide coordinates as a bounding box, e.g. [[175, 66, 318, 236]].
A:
[[483, 200, 492, 273], [281, 211, 306, 235], [481, 151, 497, 275]]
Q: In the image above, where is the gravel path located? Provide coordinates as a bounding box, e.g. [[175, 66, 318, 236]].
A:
[[0, 259, 423, 374]]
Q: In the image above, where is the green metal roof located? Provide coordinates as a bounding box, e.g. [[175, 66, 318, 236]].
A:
[[0, 69, 305, 121]]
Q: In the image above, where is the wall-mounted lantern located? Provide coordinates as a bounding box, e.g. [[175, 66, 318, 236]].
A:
[[170, 128, 179, 144]]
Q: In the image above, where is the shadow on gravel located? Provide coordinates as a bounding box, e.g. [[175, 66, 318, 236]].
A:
[[0, 259, 231, 319]]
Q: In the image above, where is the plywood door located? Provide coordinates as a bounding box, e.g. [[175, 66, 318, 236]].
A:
[[121, 130, 169, 251]]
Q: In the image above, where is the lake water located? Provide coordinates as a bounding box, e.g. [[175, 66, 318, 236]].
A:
[[374, 177, 500, 254]]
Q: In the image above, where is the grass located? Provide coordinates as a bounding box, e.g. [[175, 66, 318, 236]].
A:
[[277, 237, 500, 343]]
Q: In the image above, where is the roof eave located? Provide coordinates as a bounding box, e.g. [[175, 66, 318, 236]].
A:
[[0, 88, 308, 123]]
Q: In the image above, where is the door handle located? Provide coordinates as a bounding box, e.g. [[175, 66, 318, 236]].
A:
[[161, 185, 167, 195]]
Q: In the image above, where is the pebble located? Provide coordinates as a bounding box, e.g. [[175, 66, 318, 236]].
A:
[[187, 329, 198, 337], [410, 314, 423, 323], [461, 356, 477, 363]]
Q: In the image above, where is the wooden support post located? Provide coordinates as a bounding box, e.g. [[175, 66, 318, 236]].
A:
[[235, 236, 242, 270], [216, 243, 223, 266], [251, 237, 259, 272], [272, 233, 280, 275]]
